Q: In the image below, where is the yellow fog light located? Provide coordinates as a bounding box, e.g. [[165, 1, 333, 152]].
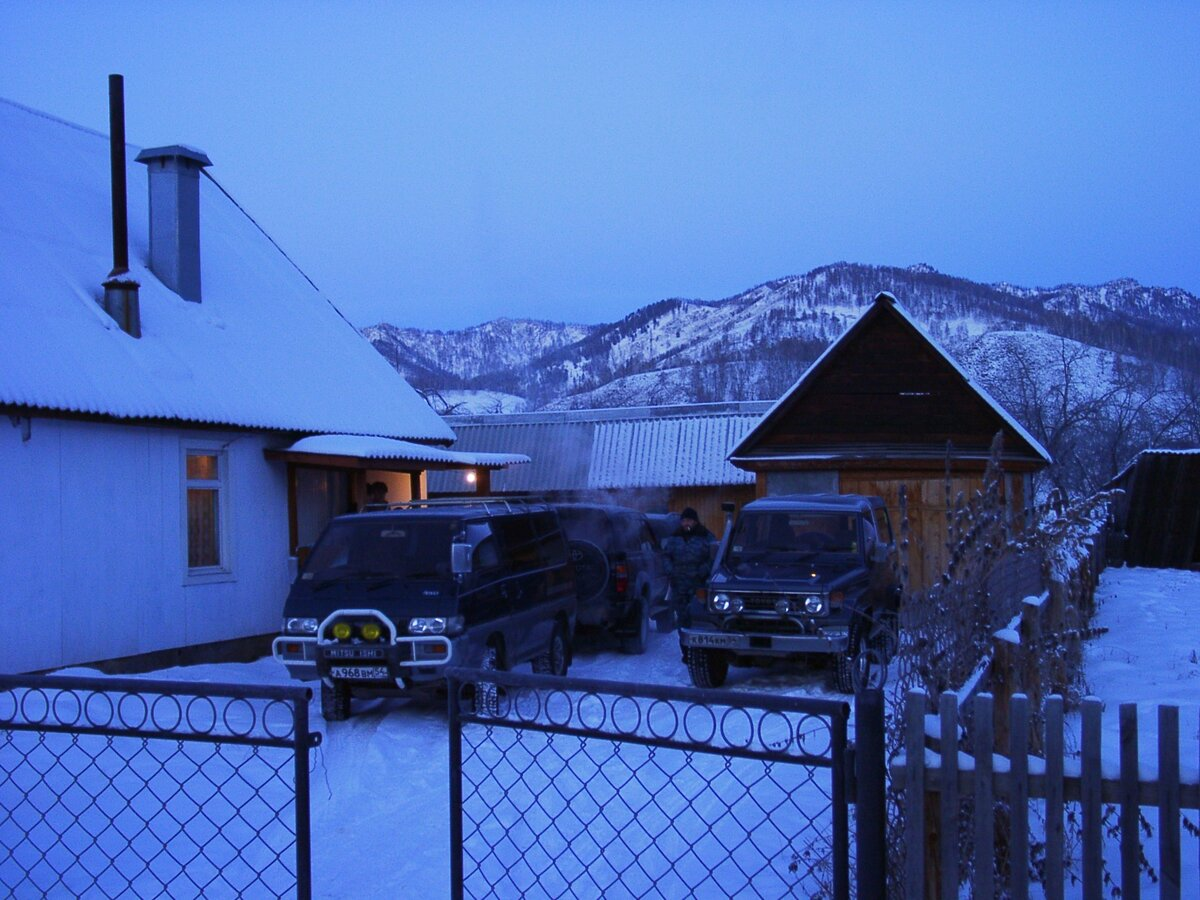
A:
[[332, 622, 352, 640], [361, 622, 382, 641]]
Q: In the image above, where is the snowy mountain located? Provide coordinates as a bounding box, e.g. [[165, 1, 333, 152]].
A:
[[363, 262, 1200, 412]]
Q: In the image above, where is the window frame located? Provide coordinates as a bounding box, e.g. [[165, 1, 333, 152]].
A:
[[181, 441, 234, 584]]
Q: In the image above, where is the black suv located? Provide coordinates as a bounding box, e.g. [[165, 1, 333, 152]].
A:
[[273, 499, 577, 720], [680, 493, 900, 692], [553, 503, 671, 653]]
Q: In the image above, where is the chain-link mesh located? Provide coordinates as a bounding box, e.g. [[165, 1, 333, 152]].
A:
[[448, 669, 851, 899], [0, 674, 319, 899]]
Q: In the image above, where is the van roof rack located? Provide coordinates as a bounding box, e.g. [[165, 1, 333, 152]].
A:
[[363, 495, 550, 516]]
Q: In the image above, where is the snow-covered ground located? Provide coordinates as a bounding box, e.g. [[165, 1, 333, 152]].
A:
[[37, 565, 1200, 897]]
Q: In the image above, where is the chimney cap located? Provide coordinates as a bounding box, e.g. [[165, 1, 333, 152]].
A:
[[135, 144, 212, 168]]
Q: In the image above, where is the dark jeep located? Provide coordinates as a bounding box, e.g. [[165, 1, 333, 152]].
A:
[[273, 498, 576, 720], [553, 503, 671, 653], [679, 493, 900, 692]]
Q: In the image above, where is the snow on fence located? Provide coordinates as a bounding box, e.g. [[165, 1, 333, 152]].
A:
[[892, 689, 1200, 899], [0, 674, 320, 899], [445, 668, 852, 899]]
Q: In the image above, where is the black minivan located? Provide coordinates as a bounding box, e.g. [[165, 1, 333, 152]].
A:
[[273, 498, 577, 720]]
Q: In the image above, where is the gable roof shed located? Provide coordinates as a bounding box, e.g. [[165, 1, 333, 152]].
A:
[[730, 292, 1051, 472]]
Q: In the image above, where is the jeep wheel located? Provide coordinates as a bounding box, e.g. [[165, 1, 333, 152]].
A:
[[620, 597, 649, 655], [685, 647, 729, 689], [868, 610, 899, 665], [320, 680, 351, 722], [836, 625, 886, 693], [533, 622, 570, 676]]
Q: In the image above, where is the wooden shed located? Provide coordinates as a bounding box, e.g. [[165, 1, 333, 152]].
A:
[[728, 292, 1052, 590], [1105, 449, 1200, 569]]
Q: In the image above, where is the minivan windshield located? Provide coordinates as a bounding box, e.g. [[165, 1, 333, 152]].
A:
[[724, 511, 861, 573], [303, 518, 458, 583]]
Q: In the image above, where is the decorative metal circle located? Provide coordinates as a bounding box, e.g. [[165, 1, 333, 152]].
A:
[[611, 695, 642, 736], [577, 692, 607, 732], [543, 690, 573, 728], [682, 702, 717, 745], [718, 706, 755, 750], [151, 695, 183, 733], [19, 688, 50, 726], [514, 686, 542, 723], [646, 700, 680, 741], [494, 684, 514, 718], [0, 689, 17, 724], [117, 693, 149, 730], [757, 710, 794, 754], [795, 714, 832, 757], [262, 699, 295, 740], [222, 698, 256, 737], [185, 696, 218, 735], [52, 690, 83, 728], [84, 692, 115, 729]]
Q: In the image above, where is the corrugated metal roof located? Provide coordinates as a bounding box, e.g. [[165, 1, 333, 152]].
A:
[[430, 402, 768, 493], [0, 98, 453, 444], [281, 434, 530, 467]]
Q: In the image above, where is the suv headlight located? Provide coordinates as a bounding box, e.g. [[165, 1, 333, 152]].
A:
[[409, 616, 464, 636], [804, 595, 826, 615], [285, 617, 318, 635], [711, 593, 744, 613]]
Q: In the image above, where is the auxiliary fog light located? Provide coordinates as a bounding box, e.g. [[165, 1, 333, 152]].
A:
[[774, 598, 792, 615], [409, 617, 448, 635], [804, 596, 825, 614], [331, 622, 352, 640], [361, 621, 383, 641]]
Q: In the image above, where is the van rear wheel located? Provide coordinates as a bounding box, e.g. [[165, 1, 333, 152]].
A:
[[620, 597, 649, 655], [533, 622, 570, 676]]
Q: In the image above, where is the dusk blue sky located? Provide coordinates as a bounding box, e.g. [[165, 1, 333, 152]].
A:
[[3, 2, 1197, 329]]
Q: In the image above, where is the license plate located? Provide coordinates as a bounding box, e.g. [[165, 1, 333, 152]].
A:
[[690, 633, 742, 648], [330, 665, 389, 681]]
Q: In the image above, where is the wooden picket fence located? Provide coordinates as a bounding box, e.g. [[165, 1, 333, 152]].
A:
[[892, 689, 1199, 899]]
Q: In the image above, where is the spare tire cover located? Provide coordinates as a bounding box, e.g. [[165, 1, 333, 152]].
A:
[[568, 539, 609, 604]]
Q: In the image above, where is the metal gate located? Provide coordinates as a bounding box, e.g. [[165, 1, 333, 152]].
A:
[[0, 673, 320, 899], [447, 668, 855, 899]]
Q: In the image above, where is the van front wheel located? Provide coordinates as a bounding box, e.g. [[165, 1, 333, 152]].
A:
[[320, 680, 350, 721]]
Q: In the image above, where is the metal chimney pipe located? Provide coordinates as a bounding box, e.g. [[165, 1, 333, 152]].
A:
[[103, 73, 140, 337], [108, 73, 129, 276]]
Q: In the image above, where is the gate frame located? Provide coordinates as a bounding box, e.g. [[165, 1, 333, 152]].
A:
[[0, 672, 320, 899], [447, 667, 862, 899]]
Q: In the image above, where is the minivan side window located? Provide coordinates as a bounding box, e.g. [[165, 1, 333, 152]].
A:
[[532, 511, 567, 566], [492, 516, 540, 573]]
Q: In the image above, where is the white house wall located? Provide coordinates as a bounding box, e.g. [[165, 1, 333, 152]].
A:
[[0, 417, 290, 672]]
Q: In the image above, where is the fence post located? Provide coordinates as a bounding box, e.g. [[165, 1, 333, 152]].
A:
[[855, 689, 887, 899], [447, 673, 465, 900], [1159, 705, 1181, 900], [293, 688, 313, 900], [973, 692, 995, 900], [904, 689, 926, 899]]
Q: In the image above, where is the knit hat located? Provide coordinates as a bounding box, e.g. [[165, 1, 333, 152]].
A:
[[680, 507, 699, 522]]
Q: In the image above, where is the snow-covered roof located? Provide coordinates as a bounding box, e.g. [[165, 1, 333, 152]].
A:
[[1108, 447, 1200, 486], [279, 434, 529, 468], [428, 402, 768, 492], [732, 292, 1052, 464], [0, 98, 454, 444]]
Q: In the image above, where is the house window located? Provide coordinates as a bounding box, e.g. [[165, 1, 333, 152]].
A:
[[185, 446, 229, 575]]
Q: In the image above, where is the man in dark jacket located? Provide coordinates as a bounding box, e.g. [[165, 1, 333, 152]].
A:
[[662, 507, 712, 630]]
